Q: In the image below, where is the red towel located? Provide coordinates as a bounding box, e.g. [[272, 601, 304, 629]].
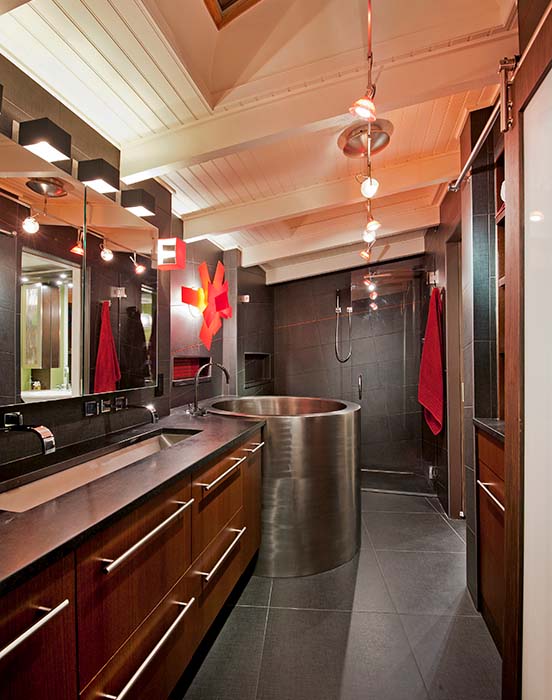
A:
[[418, 288, 444, 435], [94, 301, 121, 393]]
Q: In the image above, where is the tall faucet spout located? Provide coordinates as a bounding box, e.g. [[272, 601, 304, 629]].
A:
[[190, 362, 230, 417]]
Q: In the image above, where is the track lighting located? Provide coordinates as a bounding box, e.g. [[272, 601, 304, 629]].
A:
[[22, 215, 39, 234], [369, 291, 378, 301], [130, 252, 146, 274], [359, 246, 372, 262], [18, 117, 71, 162], [100, 241, 114, 262], [369, 302, 378, 311], [362, 227, 377, 244], [363, 279, 376, 292], [70, 229, 85, 256], [78, 158, 120, 194], [366, 215, 381, 233], [360, 176, 379, 198], [350, 1, 377, 121]]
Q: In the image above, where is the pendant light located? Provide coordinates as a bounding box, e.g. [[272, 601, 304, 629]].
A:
[[22, 214, 40, 234], [130, 252, 146, 274], [121, 189, 155, 217], [78, 158, 120, 194], [100, 240, 114, 262], [19, 117, 71, 162], [350, 0, 376, 122]]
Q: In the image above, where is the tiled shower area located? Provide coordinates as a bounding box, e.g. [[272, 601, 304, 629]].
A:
[[273, 256, 433, 495]]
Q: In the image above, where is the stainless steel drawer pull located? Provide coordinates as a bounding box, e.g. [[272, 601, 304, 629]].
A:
[[102, 498, 194, 574], [198, 527, 247, 583], [0, 598, 69, 662], [477, 480, 505, 512], [243, 441, 265, 454], [100, 597, 195, 700], [196, 456, 246, 491]]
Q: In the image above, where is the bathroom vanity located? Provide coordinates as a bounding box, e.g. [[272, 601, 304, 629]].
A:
[[0, 414, 264, 700]]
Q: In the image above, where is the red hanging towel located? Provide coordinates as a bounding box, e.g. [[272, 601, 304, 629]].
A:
[[94, 301, 121, 394], [418, 287, 444, 435]]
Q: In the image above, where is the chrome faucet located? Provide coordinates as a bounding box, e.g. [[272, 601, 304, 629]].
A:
[[144, 403, 159, 423], [190, 362, 230, 417], [3, 412, 56, 455]]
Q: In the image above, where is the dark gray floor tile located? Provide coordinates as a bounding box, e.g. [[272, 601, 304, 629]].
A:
[[270, 548, 395, 613], [377, 550, 476, 615], [364, 513, 466, 553], [257, 609, 428, 700], [181, 606, 266, 700], [234, 575, 272, 607], [361, 472, 433, 494], [401, 614, 502, 700], [447, 519, 467, 543], [362, 492, 438, 513]]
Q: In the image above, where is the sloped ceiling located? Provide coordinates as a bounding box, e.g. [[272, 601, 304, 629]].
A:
[[0, 0, 519, 282]]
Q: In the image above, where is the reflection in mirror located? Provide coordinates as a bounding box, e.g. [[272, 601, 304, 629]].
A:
[[20, 250, 81, 402], [0, 179, 85, 405], [85, 230, 157, 394]]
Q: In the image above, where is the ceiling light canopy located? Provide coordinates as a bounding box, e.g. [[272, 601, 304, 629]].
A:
[[121, 188, 155, 217], [78, 158, 120, 194], [18, 117, 71, 162]]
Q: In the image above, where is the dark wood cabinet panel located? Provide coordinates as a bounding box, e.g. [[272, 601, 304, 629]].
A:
[[478, 432, 505, 481], [241, 432, 263, 563], [191, 446, 244, 560], [80, 571, 200, 700], [0, 554, 77, 700], [76, 476, 192, 688]]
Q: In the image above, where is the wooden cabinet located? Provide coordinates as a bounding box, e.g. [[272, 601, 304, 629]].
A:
[[477, 431, 505, 654], [76, 476, 193, 688], [0, 554, 77, 700], [0, 429, 263, 700]]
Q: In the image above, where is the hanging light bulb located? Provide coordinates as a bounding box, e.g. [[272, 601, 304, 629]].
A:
[[363, 227, 377, 244], [369, 301, 378, 311], [364, 280, 376, 292], [360, 176, 379, 198], [369, 290, 378, 301], [130, 252, 146, 275], [100, 241, 114, 262], [70, 229, 84, 256], [22, 215, 39, 234]]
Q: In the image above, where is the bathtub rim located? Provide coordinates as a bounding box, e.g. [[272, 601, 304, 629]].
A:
[[206, 395, 361, 419]]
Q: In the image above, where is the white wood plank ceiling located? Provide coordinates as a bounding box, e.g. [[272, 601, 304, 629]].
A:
[[0, 0, 518, 282]]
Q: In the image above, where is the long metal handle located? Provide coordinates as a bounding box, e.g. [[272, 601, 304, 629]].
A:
[[358, 374, 363, 400], [100, 598, 195, 700], [242, 441, 265, 454], [103, 499, 194, 574], [196, 456, 246, 491], [0, 598, 69, 662], [198, 527, 247, 583], [477, 480, 505, 512]]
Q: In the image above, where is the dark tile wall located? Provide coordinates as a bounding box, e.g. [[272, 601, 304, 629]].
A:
[[274, 267, 425, 474], [169, 231, 225, 409], [461, 107, 498, 604], [237, 265, 274, 396]]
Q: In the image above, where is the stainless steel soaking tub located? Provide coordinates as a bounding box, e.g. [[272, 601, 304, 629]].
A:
[[208, 396, 361, 577]]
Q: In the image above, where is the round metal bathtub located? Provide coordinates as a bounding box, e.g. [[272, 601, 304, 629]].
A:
[[208, 396, 361, 577]]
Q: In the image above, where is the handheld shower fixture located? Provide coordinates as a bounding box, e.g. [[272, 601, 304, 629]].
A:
[[335, 289, 353, 363]]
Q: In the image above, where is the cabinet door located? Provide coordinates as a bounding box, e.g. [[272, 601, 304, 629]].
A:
[[77, 476, 192, 688], [0, 554, 77, 700]]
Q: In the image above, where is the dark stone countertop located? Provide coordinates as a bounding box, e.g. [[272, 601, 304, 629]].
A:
[[473, 417, 505, 443], [0, 408, 264, 593]]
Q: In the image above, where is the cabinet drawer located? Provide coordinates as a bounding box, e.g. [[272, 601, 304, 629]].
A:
[[191, 446, 245, 559], [0, 554, 77, 700], [190, 509, 248, 639], [478, 462, 505, 509], [77, 477, 193, 688], [81, 572, 199, 700], [477, 432, 505, 481]]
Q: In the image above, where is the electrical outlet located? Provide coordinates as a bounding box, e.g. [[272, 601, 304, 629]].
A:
[[100, 398, 112, 414], [114, 396, 127, 411], [83, 400, 99, 417]]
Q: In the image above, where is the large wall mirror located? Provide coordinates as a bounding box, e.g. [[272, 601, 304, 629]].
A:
[[0, 134, 158, 406]]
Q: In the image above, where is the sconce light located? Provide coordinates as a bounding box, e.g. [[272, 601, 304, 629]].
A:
[[121, 189, 155, 217], [130, 252, 146, 274], [157, 237, 186, 270], [78, 158, 120, 194], [19, 117, 71, 162], [70, 229, 85, 256]]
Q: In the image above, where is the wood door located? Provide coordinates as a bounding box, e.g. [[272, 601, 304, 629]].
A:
[[503, 7, 552, 699], [0, 554, 77, 700]]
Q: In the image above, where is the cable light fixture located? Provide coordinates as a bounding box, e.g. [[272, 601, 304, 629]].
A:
[[100, 240, 114, 262], [130, 252, 146, 275], [70, 228, 85, 257], [350, 0, 376, 122]]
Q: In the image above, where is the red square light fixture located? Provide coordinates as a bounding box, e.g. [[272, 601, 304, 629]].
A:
[[157, 237, 186, 270]]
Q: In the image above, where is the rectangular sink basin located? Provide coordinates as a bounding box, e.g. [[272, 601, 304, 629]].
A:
[[0, 430, 199, 513]]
